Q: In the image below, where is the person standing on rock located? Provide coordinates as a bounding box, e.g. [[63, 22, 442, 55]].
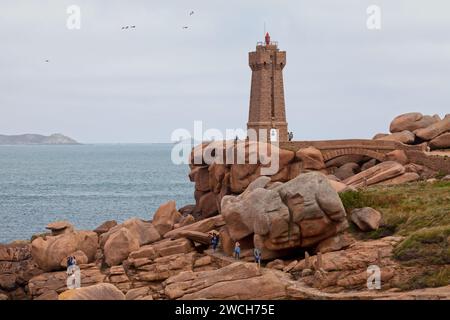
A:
[[234, 242, 241, 260], [67, 256, 73, 268], [211, 234, 219, 252], [254, 248, 261, 268]]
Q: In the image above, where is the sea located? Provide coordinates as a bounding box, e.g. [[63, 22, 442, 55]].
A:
[[0, 144, 194, 244]]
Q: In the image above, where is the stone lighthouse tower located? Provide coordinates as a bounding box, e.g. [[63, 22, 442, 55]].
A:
[[247, 32, 288, 142]]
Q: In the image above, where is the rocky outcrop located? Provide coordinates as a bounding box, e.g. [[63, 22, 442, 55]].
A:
[[389, 113, 439, 133], [374, 113, 449, 154], [342, 161, 405, 188], [385, 150, 409, 165], [222, 172, 347, 259], [295, 146, 325, 171], [28, 264, 106, 299], [100, 218, 161, 266], [376, 130, 415, 144], [351, 208, 382, 231], [414, 115, 450, 141], [94, 220, 117, 235], [46, 221, 74, 236], [164, 262, 288, 300], [378, 172, 420, 186], [189, 141, 297, 217], [164, 215, 225, 240], [127, 252, 196, 283], [103, 228, 140, 267], [125, 286, 153, 300], [429, 132, 450, 150], [0, 243, 42, 300], [59, 283, 125, 300], [286, 282, 450, 300], [334, 163, 360, 180], [315, 233, 355, 253], [152, 201, 182, 236], [326, 155, 368, 168], [31, 230, 98, 272], [291, 237, 403, 291]]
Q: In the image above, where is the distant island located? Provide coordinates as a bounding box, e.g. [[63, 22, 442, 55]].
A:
[[0, 133, 80, 145]]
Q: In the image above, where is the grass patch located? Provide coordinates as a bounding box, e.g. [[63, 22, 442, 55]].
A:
[[393, 226, 450, 266], [339, 181, 450, 237], [398, 266, 450, 291], [339, 179, 450, 290], [435, 170, 447, 179]]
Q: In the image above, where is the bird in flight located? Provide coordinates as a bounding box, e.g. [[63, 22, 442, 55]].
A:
[[131, 26, 136, 28], [45, 60, 49, 63], [182, 26, 189, 29], [189, 11, 194, 16]]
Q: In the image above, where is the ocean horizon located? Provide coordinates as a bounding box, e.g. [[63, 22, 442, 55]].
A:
[[0, 143, 194, 244]]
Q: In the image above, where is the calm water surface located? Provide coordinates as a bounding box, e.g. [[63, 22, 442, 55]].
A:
[[0, 144, 194, 243]]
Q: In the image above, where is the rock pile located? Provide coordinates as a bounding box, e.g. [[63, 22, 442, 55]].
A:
[[376, 112, 450, 151], [1, 112, 449, 301], [221, 172, 348, 259], [189, 114, 449, 218]]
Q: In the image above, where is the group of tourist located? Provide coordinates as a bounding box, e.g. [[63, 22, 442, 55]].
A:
[[210, 235, 262, 268]]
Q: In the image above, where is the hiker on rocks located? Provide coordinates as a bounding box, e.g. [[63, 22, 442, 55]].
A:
[[211, 234, 219, 252], [67, 256, 73, 268], [254, 248, 261, 268], [234, 241, 241, 260]]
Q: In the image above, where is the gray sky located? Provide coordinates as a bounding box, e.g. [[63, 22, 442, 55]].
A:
[[1, 0, 449, 143]]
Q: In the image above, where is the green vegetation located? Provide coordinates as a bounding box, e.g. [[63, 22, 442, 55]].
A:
[[340, 181, 450, 289], [398, 266, 450, 291], [435, 170, 447, 179], [393, 225, 450, 265], [340, 181, 450, 237]]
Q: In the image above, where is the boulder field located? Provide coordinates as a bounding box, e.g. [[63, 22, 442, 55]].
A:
[[380, 112, 450, 150], [1, 169, 449, 300], [188, 112, 449, 219], [0, 112, 448, 300]]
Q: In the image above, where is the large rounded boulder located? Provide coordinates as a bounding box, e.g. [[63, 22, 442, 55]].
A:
[[59, 283, 125, 300], [221, 172, 347, 259], [389, 112, 439, 133], [99, 218, 161, 266], [31, 230, 98, 272], [151, 201, 182, 236]]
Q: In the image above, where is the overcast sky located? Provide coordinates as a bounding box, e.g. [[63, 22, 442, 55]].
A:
[[1, 0, 449, 143]]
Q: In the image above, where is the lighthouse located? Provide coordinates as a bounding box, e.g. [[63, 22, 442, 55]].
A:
[[247, 33, 288, 142]]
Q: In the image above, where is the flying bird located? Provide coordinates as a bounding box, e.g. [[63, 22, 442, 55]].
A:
[[131, 26, 136, 28], [182, 26, 189, 29], [189, 11, 194, 16], [45, 60, 49, 63]]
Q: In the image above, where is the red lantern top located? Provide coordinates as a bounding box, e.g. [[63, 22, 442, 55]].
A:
[[265, 32, 271, 45]]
